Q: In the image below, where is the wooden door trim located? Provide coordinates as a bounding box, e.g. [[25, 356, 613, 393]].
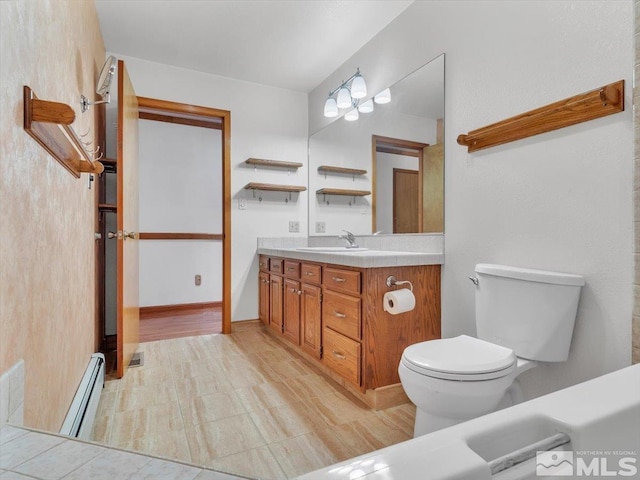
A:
[[137, 96, 232, 335]]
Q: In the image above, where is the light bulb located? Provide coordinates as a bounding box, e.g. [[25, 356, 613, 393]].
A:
[[344, 109, 359, 121], [374, 88, 391, 104], [324, 97, 338, 118], [350, 74, 367, 99], [358, 99, 374, 113], [336, 87, 352, 109]]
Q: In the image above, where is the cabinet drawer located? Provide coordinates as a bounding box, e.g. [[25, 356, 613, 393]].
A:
[[301, 263, 322, 284], [269, 258, 283, 274], [259, 256, 269, 272], [323, 267, 360, 294], [284, 260, 301, 278], [323, 290, 361, 341], [323, 327, 360, 385]]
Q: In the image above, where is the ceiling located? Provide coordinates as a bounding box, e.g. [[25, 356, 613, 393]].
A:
[[95, 0, 414, 93]]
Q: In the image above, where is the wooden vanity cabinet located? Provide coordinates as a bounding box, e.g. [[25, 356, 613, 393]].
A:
[[258, 253, 441, 407], [269, 273, 283, 333], [300, 267, 322, 359], [283, 261, 302, 344], [258, 271, 270, 326]]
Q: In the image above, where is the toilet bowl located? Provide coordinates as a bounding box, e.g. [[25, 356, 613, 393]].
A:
[[399, 264, 584, 437], [399, 335, 537, 436]]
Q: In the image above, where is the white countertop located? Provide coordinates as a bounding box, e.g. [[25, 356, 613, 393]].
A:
[[256, 247, 444, 268]]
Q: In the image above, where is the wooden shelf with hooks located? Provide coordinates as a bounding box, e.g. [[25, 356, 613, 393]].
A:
[[23, 86, 104, 177], [457, 80, 625, 153], [244, 182, 307, 193], [98, 203, 117, 212], [245, 158, 303, 169], [317, 165, 368, 176], [316, 188, 371, 196]]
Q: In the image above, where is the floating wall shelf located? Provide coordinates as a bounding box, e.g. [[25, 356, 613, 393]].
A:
[[245, 158, 303, 169], [244, 182, 307, 193], [457, 80, 624, 153], [23, 86, 104, 177], [316, 188, 371, 196], [317, 165, 367, 176]]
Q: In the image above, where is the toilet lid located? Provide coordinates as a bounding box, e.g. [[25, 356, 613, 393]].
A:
[[402, 335, 517, 380]]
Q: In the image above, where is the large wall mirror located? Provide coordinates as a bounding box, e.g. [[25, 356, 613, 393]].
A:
[[308, 54, 444, 236]]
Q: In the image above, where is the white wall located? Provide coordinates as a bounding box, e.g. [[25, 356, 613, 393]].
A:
[[309, 0, 633, 400], [376, 152, 419, 233], [113, 54, 308, 321], [138, 119, 222, 307]]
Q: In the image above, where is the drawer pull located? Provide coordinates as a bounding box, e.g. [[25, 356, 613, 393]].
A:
[[332, 351, 346, 360], [333, 311, 346, 319], [332, 276, 346, 283], [305, 271, 315, 276], [287, 267, 296, 272]]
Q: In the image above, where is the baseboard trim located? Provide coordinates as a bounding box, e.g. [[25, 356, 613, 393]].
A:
[[140, 301, 222, 317]]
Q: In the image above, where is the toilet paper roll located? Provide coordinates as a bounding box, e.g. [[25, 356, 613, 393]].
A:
[[383, 288, 416, 315]]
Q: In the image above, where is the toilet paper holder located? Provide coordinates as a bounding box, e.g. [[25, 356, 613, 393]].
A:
[[386, 275, 413, 292]]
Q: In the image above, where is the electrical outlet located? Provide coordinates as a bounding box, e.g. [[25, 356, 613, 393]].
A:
[[315, 221, 326, 233], [289, 220, 300, 233], [195, 274, 201, 286], [238, 198, 247, 210]]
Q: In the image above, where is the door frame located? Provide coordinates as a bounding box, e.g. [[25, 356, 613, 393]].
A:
[[136, 96, 232, 334]]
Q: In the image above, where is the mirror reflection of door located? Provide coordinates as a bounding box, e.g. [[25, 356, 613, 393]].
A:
[[393, 168, 419, 233], [373, 135, 426, 234]]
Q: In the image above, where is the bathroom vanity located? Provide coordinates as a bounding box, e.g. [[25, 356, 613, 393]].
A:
[[257, 248, 442, 408]]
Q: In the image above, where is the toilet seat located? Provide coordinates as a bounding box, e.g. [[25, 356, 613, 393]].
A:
[[401, 335, 517, 381]]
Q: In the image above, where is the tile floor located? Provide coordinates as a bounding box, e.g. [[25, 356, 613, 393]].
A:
[[91, 322, 415, 479]]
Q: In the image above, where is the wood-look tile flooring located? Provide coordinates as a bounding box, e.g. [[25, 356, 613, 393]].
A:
[[139, 306, 222, 343], [91, 321, 415, 479]]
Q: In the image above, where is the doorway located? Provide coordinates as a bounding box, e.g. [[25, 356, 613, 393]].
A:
[[136, 97, 231, 336], [372, 135, 428, 234]]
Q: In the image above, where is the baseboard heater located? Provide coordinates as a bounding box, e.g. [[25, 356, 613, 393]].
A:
[[59, 353, 105, 440]]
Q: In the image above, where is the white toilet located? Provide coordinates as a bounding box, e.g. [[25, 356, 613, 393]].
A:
[[399, 263, 585, 437]]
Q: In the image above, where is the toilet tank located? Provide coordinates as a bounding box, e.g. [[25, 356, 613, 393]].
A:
[[474, 264, 585, 362]]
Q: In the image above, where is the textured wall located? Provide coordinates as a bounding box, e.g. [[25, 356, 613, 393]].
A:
[[0, 0, 105, 430], [634, 0, 640, 364]]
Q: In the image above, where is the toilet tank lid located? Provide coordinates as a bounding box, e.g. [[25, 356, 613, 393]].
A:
[[475, 264, 585, 286]]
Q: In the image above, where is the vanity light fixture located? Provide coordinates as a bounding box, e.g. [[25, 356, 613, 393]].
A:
[[358, 99, 374, 113], [344, 108, 359, 121], [374, 88, 391, 104], [323, 68, 368, 118]]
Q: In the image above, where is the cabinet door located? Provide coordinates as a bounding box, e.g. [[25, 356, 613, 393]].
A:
[[269, 274, 284, 332], [300, 283, 322, 358], [283, 278, 301, 345], [259, 271, 270, 326]]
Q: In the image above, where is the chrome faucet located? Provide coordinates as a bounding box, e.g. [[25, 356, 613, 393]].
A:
[[339, 230, 359, 248]]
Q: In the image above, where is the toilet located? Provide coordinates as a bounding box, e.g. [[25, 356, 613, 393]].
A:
[[399, 263, 585, 437]]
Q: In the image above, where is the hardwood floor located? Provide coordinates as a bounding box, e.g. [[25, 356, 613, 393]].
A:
[[139, 305, 222, 343]]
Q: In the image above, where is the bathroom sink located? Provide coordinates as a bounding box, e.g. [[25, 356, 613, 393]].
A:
[[296, 246, 369, 253]]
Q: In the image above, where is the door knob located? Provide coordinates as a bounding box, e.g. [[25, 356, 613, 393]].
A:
[[107, 231, 120, 239], [124, 231, 136, 240]]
